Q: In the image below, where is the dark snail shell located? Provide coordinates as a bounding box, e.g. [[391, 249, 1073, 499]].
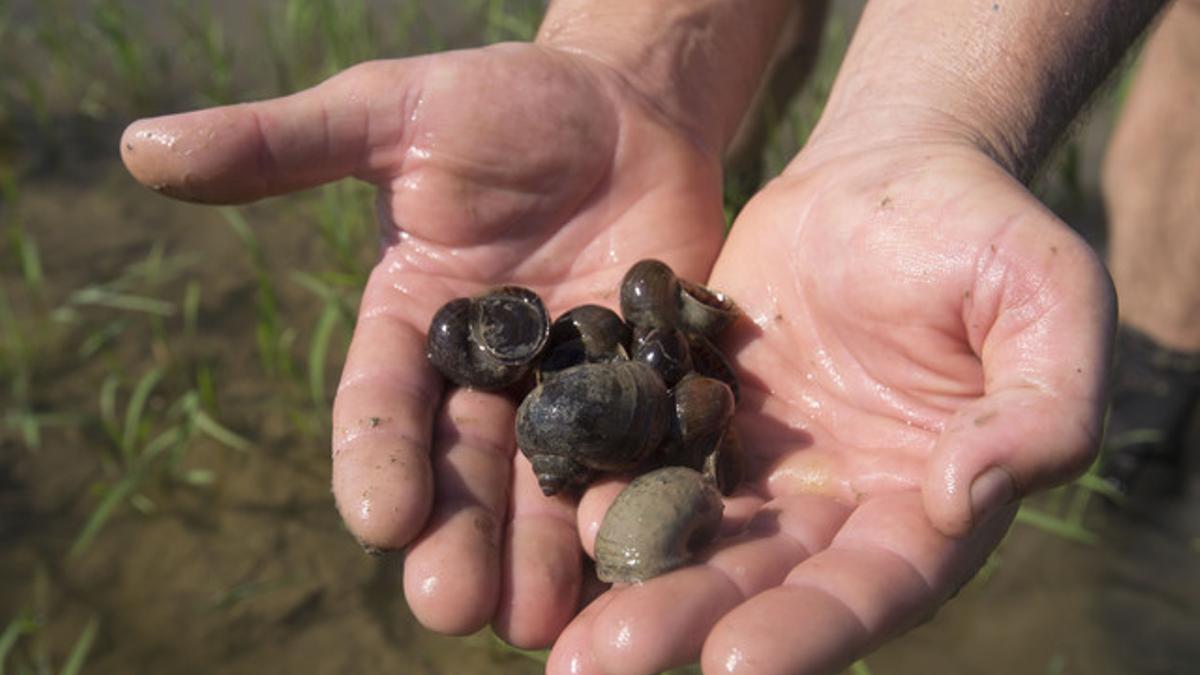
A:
[[528, 453, 594, 496], [687, 333, 740, 402], [426, 287, 550, 390], [516, 361, 670, 495], [703, 427, 744, 496], [632, 326, 693, 387], [594, 466, 724, 583], [538, 304, 632, 381], [661, 374, 735, 470], [678, 278, 740, 338], [620, 259, 680, 330]]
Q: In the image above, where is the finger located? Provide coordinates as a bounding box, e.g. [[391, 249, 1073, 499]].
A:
[[493, 453, 583, 649], [402, 388, 516, 635], [331, 268, 442, 550], [702, 492, 1014, 675], [924, 221, 1115, 536], [545, 591, 620, 675], [120, 59, 422, 203], [586, 495, 849, 675]]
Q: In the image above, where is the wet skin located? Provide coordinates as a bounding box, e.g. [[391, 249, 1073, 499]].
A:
[[121, 43, 728, 648], [554, 140, 1113, 675], [121, 40, 1114, 675]]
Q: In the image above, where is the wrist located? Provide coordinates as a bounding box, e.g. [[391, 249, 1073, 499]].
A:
[[536, 0, 791, 156], [802, 0, 1164, 182]]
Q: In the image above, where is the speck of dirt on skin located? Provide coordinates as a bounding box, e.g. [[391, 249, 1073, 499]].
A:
[[880, 195, 892, 208], [368, 416, 382, 428], [993, 2, 1000, 10], [974, 411, 998, 427], [472, 514, 495, 538], [125, 142, 134, 151]]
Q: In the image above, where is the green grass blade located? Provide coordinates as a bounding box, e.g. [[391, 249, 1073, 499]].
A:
[[1015, 507, 1098, 546], [71, 474, 141, 557], [69, 287, 175, 316], [183, 280, 201, 336], [0, 615, 39, 673], [190, 409, 251, 452], [850, 660, 875, 675], [98, 374, 120, 443], [307, 301, 341, 413], [141, 425, 188, 462], [122, 368, 164, 463], [1074, 472, 1125, 500], [78, 319, 129, 359], [16, 233, 43, 295], [57, 617, 98, 675]]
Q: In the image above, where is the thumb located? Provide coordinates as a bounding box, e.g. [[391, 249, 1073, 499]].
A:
[[923, 222, 1115, 537], [119, 59, 423, 204]]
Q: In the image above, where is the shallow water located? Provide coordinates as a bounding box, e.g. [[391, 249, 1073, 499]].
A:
[[2, 2, 1198, 674]]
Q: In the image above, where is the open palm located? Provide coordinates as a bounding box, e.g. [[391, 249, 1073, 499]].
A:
[[122, 42, 727, 646], [550, 144, 1114, 674]]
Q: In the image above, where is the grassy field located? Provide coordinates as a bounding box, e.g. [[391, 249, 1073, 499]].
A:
[[1, 2, 1196, 674]]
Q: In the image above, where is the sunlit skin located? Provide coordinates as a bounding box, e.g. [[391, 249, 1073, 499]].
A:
[[554, 140, 1113, 674], [121, 43, 729, 646], [117, 0, 1159, 671]]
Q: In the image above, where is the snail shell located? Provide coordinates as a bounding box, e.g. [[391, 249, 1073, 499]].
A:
[[594, 466, 724, 583], [632, 326, 693, 387], [678, 278, 740, 338], [703, 427, 744, 496], [620, 259, 680, 330], [516, 360, 670, 495], [538, 304, 631, 381], [660, 374, 735, 470], [687, 332, 740, 402], [426, 286, 550, 390]]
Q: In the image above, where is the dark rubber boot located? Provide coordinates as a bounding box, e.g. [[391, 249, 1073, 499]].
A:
[[1099, 325, 1200, 498]]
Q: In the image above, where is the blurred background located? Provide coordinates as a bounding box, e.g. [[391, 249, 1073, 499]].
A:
[[1, 1, 1196, 673]]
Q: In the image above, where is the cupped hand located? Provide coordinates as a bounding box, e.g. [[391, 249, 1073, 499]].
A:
[[120, 43, 727, 647], [548, 141, 1114, 674]]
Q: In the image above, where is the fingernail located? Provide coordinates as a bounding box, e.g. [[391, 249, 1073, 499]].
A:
[[969, 466, 1016, 526]]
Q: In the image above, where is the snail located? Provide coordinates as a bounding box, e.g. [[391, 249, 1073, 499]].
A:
[[594, 466, 724, 583], [426, 286, 550, 390], [620, 258, 740, 338], [516, 360, 670, 496], [619, 259, 681, 330], [423, 260, 744, 581], [660, 374, 735, 472], [631, 326, 693, 387], [537, 304, 631, 382]]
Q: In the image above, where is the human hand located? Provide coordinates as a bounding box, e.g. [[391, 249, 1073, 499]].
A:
[[547, 138, 1114, 674], [119, 42, 727, 646]]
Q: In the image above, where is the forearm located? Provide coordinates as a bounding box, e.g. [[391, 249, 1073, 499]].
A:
[[809, 0, 1167, 181], [537, 0, 793, 155]]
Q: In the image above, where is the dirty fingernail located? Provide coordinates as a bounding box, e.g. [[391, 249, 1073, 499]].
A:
[[969, 466, 1016, 527]]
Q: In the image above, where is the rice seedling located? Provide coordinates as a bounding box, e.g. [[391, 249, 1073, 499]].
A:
[[85, 0, 168, 112], [0, 613, 99, 675], [850, 660, 875, 675], [291, 271, 355, 418], [167, 0, 235, 106], [221, 207, 296, 380], [1013, 461, 1120, 546], [73, 367, 251, 556], [473, 0, 542, 43]]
